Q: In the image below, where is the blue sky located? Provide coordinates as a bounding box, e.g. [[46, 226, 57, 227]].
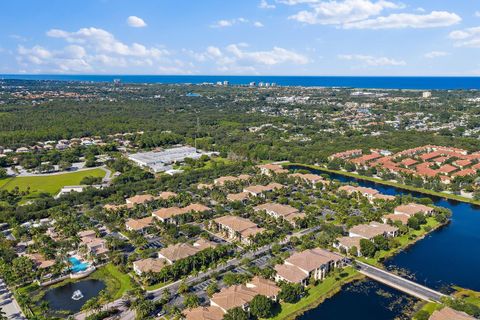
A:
[[0, 0, 479, 75]]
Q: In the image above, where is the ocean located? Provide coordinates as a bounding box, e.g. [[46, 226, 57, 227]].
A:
[[1, 74, 480, 90]]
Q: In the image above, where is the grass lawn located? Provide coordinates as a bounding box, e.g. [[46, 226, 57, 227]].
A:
[[285, 163, 480, 206], [146, 280, 173, 291], [412, 302, 441, 319], [271, 267, 362, 320], [453, 286, 480, 307], [0, 168, 106, 197], [90, 263, 134, 300]]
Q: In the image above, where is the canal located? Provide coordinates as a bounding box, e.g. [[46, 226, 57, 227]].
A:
[[291, 166, 480, 319]]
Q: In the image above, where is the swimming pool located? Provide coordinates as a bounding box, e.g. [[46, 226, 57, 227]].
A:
[[69, 257, 89, 273]]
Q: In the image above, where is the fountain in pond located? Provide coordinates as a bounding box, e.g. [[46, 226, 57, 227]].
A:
[[71, 290, 84, 300]]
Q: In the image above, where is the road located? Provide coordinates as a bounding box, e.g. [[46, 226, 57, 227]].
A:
[[0, 279, 26, 320], [355, 260, 446, 302]]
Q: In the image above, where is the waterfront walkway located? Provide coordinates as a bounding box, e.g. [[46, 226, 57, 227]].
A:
[[355, 261, 446, 302]]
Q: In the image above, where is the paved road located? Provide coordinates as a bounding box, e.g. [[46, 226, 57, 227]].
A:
[[0, 279, 26, 320], [355, 261, 446, 302]]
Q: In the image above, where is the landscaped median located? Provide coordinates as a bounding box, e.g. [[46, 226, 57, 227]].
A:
[[284, 163, 480, 206], [271, 267, 362, 320]]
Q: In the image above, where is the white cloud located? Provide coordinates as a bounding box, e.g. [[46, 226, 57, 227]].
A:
[[449, 27, 480, 47], [259, 0, 276, 9], [46, 27, 167, 58], [226, 44, 309, 65], [16, 27, 176, 73], [188, 44, 309, 73], [282, 0, 460, 30], [211, 18, 249, 28], [424, 51, 449, 59], [338, 54, 406, 66], [343, 11, 461, 29], [475, 11, 480, 17], [211, 18, 265, 28], [288, 0, 402, 25], [126, 16, 147, 28]]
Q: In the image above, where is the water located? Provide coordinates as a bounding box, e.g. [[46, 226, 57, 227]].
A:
[[42, 279, 106, 313], [1, 75, 480, 89], [298, 280, 416, 320], [69, 257, 89, 273], [289, 165, 480, 319]]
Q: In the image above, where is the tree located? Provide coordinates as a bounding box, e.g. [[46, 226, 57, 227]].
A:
[[223, 307, 249, 320], [0, 168, 7, 179], [279, 283, 304, 303], [206, 282, 219, 297], [407, 216, 420, 230], [359, 239, 377, 258], [250, 295, 274, 318], [183, 293, 200, 308], [415, 310, 430, 320], [372, 235, 389, 251], [348, 246, 359, 257]]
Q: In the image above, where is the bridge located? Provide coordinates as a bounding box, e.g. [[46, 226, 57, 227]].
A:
[[354, 260, 447, 302]]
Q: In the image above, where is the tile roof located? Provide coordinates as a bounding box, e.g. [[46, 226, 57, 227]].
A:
[[211, 285, 257, 311]]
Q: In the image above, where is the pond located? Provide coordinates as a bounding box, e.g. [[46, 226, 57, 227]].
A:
[[42, 279, 106, 313], [298, 279, 417, 320], [289, 165, 480, 319]]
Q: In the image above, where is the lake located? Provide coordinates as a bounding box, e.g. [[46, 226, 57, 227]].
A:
[[290, 165, 480, 319], [42, 279, 106, 313]]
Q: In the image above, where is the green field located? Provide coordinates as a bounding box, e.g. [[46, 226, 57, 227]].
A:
[[0, 168, 106, 197]]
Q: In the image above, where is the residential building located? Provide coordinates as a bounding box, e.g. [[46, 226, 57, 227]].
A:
[[274, 248, 345, 286], [243, 183, 285, 197], [257, 163, 288, 176], [226, 192, 250, 203], [133, 258, 168, 276], [334, 236, 363, 256], [158, 239, 217, 264], [394, 203, 434, 217], [253, 203, 305, 227], [349, 222, 398, 240], [125, 216, 154, 233], [212, 215, 264, 245]]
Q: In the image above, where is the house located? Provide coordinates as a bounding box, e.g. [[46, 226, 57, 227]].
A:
[[429, 307, 476, 320], [152, 207, 185, 224], [157, 191, 178, 200], [349, 222, 398, 240], [453, 168, 476, 177], [133, 258, 168, 276], [226, 192, 250, 203], [214, 174, 250, 186], [158, 243, 200, 264], [243, 183, 285, 197], [253, 203, 305, 227], [245, 276, 280, 300], [394, 203, 434, 217], [329, 149, 362, 160], [257, 163, 288, 176], [158, 239, 217, 264], [126, 194, 155, 205], [400, 158, 418, 167], [382, 213, 410, 225], [438, 164, 457, 175], [274, 248, 345, 286], [212, 215, 264, 245], [334, 236, 363, 256], [289, 173, 329, 188], [25, 253, 55, 270], [454, 159, 472, 168], [338, 185, 394, 202], [125, 216, 154, 233], [82, 237, 109, 255], [210, 285, 258, 313], [183, 306, 224, 320], [152, 203, 210, 224]]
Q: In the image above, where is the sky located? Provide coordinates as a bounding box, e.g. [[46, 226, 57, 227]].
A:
[[0, 0, 479, 76]]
